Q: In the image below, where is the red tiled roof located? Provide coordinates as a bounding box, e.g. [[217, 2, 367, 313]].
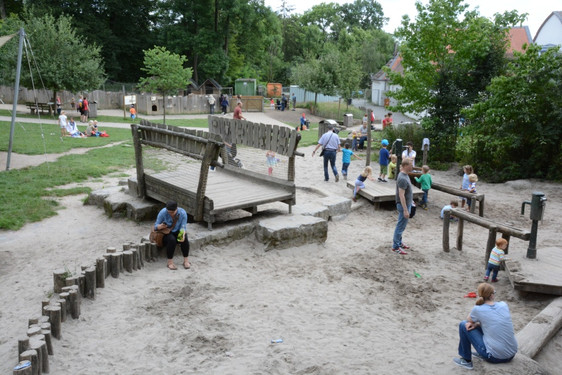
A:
[[506, 26, 533, 55]]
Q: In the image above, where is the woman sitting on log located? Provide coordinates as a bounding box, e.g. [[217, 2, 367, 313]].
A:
[[454, 283, 518, 370]]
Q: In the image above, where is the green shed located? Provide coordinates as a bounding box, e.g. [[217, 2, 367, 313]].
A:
[[235, 79, 257, 96]]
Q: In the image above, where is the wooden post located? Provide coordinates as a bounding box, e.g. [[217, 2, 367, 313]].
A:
[[64, 276, 77, 287], [366, 110, 372, 167], [103, 254, 111, 278], [40, 330, 53, 355], [13, 360, 33, 375], [28, 318, 38, 326], [45, 305, 61, 339], [69, 290, 79, 319], [456, 217, 464, 251], [137, 243, 145, 267], [106, 246, 117, 253], [18, 336, 29, 356], [131, 124, 146, 198], [96, 258, 106, 288], [84, 267, 96, 299], [130, 247, 139, 270], [19, 351, 38, 375], [78, 273, 86, 298], [52, 269, 67, 294], [123, 251, 133, 273], [41, 300, 49, 317], [422, 143, 428, 166], [442, 209, 451, 252], [479, 196, 485, 217], [58, 293, 70, 316], [55, 299, 66, 323], [27, 327, 41, 337], [28, 340, 45, 375], [485, 226, 498, 266], [110, 253, 120, 278]]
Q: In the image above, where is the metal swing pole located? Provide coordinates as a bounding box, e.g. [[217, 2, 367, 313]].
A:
[[6, 28, 25, 171]]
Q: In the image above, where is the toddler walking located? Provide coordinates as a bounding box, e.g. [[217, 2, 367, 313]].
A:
[[485, 238, 508, 282], [266, 150, 279, 176], [352, 166, 375, 202], [341, 143, 361, 180], [378, 139, 390, 182]]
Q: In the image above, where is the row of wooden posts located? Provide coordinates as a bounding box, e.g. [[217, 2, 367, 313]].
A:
[[13, 240, 161, 375]]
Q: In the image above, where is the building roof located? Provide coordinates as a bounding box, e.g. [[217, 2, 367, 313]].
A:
[[201, 78, 222, 90], [372, 54, 403, 81], [506, 26, 533, 56], [534, 11, 562, 42]]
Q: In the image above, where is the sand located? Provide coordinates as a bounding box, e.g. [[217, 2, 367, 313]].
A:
[[1, 112, 561, 374]]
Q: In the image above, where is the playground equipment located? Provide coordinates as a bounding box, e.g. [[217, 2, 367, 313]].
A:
[[521, 192, 547, 259]]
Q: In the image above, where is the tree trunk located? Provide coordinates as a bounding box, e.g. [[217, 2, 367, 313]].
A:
[[162, 94, 166, 125]]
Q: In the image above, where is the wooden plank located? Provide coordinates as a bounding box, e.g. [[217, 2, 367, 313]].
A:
[[516, 297, 562, 358], [271, 125, 280, 153], [265, 124, 272, 151], [506, 247, 562, 295], [450, 208, 530, 240]]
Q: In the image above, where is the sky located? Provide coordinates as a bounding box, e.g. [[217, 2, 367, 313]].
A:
[[263, 0, 560, 38]]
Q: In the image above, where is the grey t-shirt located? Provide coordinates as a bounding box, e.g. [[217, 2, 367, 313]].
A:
[[470, 302, 518, 359], [395, 171, 413, 207]]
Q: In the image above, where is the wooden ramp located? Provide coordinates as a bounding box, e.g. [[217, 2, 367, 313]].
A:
[[505, 247, 562, 296], [346, 179, 424, 208]]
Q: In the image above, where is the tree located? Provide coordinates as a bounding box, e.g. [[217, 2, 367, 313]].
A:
[[460, 44, 562, 181], [0, 12, 105, 105], [386, 0, 525, 160], [138, 46, 192, 124]]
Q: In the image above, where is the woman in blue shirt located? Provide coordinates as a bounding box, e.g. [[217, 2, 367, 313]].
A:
[[154, 201, 190, 270]]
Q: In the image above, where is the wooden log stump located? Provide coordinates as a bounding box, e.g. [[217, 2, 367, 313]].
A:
[[52, 269, 68, 294], [123, 251, 134, 273], [131, 247, 139, 270], [69, 290, 80, 319], [456, 217, 464, 251], [96, 258, 106, 288], [28, 318, 38, 327], [485, 226, 498, 266], [118, 251, 124, 272], [55, 299, 67, 322], [41, 300, 50, 317], [84, 267, 96, 299], [141, 243, 150, 263], [64, 276, 78, 287], [442, 210, 451, 252], [28, 340, 46, 375], [38, 316, 49, 325], [58, 293, 70, 316], [19, 350, 38, 375], [40, 330, 53, 355], [137, 243, 145, 267], [78, 273, 86, 298], [122, 243, 132, 251], [27, 327, 41, 337], [110, 253, 120, 278], [18, 336, 29, 356], [103, 254, 111, 278], [150, 243, 158, 261], [44, 306, 61, 340], [13, 360, 32, 375], [106, 246, 117, 253]]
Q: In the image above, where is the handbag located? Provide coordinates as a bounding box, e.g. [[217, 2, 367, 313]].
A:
[[319, 149, 325, 157], [150, 213, 179, 247]]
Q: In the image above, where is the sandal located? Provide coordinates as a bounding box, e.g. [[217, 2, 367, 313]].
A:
[[167, 263, 178, 270], [183, 261, 191, 269]]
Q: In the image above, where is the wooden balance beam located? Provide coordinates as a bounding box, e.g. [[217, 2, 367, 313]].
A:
[[442, 207, 530, 264], [346, 180, 424, 208], [431, 182, 485, 216]]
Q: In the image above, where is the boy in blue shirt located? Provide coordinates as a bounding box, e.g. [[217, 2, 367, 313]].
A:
[[341, 143, 361, 180], [378, 139, 390, 182]]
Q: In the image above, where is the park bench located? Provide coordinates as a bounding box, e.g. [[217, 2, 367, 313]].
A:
[[26, 102, 54, 115]]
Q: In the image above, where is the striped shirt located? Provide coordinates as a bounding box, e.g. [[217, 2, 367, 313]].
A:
[[488, 246, 505, 266]]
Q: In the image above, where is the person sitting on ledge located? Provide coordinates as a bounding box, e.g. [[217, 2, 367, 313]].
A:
[[154, 201, 190, 270]]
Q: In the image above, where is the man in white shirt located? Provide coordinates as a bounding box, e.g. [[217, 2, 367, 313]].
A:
[[312, 124, 341, 182], [402, 141, 417, 167], [58, 111, 68, 137]]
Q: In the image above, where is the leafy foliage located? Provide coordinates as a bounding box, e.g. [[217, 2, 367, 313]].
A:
[[460, 44, 562, 181]]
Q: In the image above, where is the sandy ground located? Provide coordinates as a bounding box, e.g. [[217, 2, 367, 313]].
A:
[[1, 109, 561, 374]]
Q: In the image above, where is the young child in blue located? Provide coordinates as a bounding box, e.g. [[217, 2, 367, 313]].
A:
[[460, 165, 473, 209], [341, 143, 361, 180], [378, 139, 390, 182], [485, 238, 508, 282], [415, 165, 432, 209], [352, 166, 375, 202]]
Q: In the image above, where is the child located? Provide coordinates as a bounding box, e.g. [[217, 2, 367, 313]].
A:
[[130, 105, 136, 121], [466, 173, 478, 210], [415, 165, 432, 209], [351, 130, 359, 151], [440, 200, 459, 219], [485, 238, 508, 282], [460, 165, 473, 208], [387, 154, 397, 179], [352, 166, 375, 202], [341, 143, 361, 180], [378, 139, 390, 182], [266, 150, 279, 176]]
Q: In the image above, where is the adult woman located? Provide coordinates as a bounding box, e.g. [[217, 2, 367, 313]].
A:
[[454, 283, 518, 370], [154, 201, 190, 270]]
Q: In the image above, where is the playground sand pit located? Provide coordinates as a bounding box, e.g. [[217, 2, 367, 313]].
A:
[[1, 134, 562, 373]]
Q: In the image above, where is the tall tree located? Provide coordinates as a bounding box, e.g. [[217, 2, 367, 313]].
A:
[[0, 13, 105, 104], [138, 46, 192, 124], [460, 44, 562, 181], [386, 0, 525, 160]]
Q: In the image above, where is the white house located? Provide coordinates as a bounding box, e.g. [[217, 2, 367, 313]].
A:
[[534, 11, 562, 50]]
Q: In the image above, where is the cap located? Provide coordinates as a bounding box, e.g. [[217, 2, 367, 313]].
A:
[[166, 201, 178, 211], [381, 139, 389, 146]]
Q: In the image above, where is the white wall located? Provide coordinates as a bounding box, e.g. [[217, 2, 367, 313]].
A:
[[534, 15, 562, 46]]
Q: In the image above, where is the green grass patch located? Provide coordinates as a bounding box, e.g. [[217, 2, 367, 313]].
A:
[[45, 186, 92, 197], [0, 143, 135, 230], [0, 121, 133, 154]]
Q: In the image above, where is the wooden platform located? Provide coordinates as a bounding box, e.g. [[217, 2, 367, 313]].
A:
[[346, 179, 424, 208], [505, 247, 562, 296]]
